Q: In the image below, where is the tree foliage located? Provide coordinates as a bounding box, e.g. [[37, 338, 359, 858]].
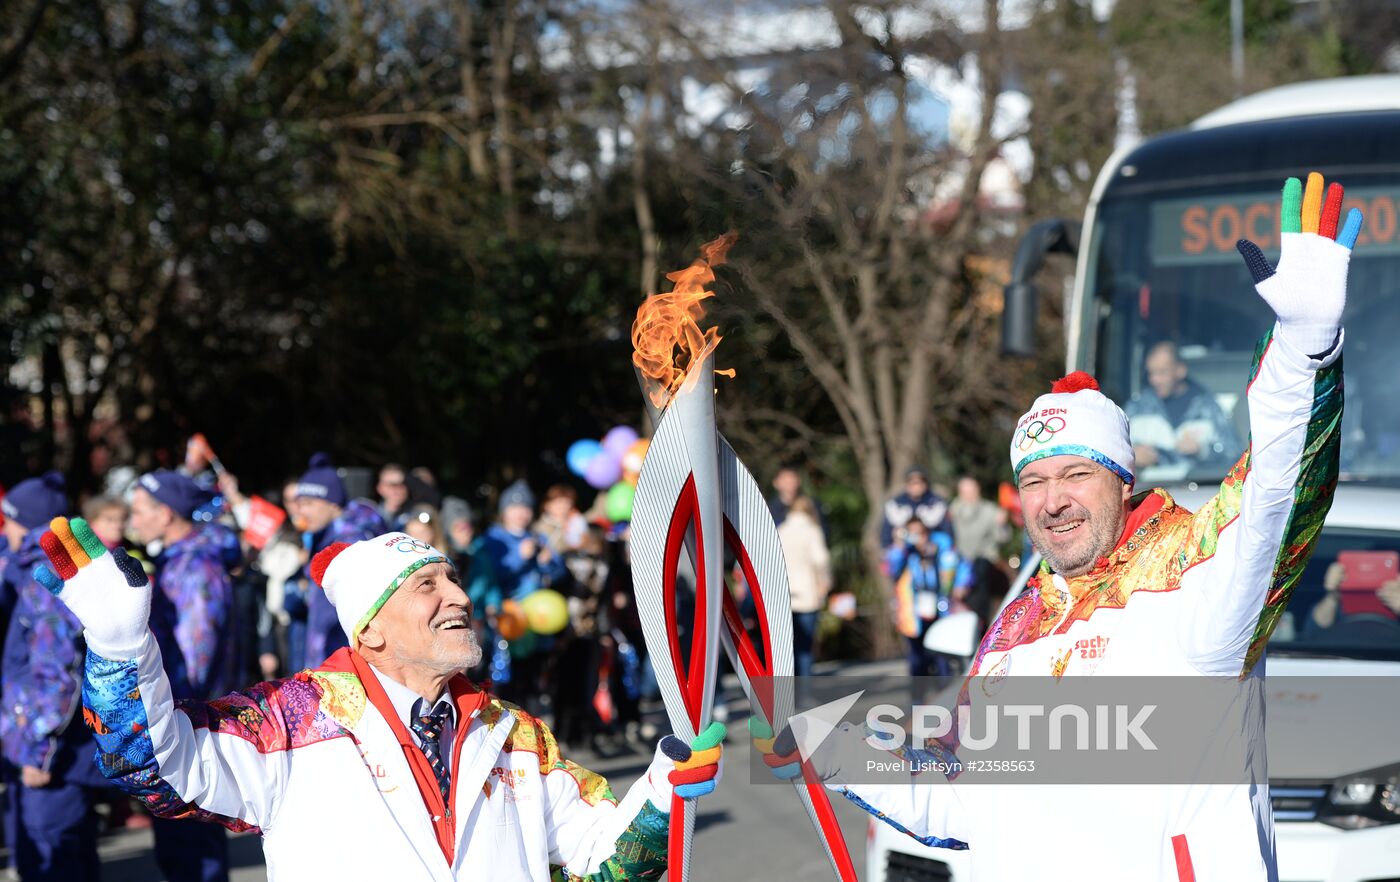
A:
[[0, 0, 1386, 621]]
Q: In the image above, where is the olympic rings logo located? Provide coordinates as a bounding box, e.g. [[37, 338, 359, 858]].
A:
[[395, 538, 433, 554], [1015, 416, 1066, 451]]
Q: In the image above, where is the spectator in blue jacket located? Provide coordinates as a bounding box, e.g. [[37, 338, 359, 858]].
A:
[[0, 471, 108, 882], [886, 516, 972, 680], [290, 453, 386, 666], [483, 480, 566, 600], [483, 481, 565, 712], [129, 469, 243, 882]]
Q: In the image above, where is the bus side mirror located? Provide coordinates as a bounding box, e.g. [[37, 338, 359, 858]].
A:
[[1002, 218, 1079, 357]]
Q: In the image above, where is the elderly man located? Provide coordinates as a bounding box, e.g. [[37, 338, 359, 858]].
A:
[[765, 173, 1361, 879], [31, 523, 722, 880]]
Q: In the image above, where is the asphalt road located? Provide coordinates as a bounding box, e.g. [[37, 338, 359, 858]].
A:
[[93, 661, 903, 881]]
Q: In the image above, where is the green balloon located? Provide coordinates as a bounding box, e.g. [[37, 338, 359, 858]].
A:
[[605, 480, 636, 522], [507, 629, 537, 659]]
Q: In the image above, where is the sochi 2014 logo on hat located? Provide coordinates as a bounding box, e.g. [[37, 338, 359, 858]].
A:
[[1014, 409, 1068, 452], [394, 537, 433, 555]]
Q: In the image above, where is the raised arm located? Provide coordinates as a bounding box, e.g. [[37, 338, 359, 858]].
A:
[[33, 517, 294, 830], [1178, 173, 1360, 675]]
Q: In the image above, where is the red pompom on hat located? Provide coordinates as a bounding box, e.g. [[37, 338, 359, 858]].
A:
[[310, 542, 351, 588], [1011, 369, 1134, 484], [1050, 371, 1100, 394]]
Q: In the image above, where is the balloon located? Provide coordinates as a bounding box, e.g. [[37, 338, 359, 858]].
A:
[[566, 439, 603, 477], [621, 438, 650, 475], [497, 599, 527, 641], [522, 589, 570, 635], [507, 629, 537, 659], [583, 451, 623, 489], [605, 480, 636, 522], [602, 425, 640, 459]]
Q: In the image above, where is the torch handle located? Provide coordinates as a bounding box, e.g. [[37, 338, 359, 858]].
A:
[[668, 793, 695, 881]]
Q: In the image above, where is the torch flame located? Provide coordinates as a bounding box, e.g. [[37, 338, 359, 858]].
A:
[[631, 232, 738, 408]]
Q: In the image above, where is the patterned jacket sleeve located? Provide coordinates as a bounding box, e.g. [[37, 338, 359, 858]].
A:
[[1177, 326, 1343, 675], [84, 630, 324, 831], [0, 583, 85, 770]]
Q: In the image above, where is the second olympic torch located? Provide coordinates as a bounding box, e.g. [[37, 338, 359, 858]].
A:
[[629, 235, 856, 881]]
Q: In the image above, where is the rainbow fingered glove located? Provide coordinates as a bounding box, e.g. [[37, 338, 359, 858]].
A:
[[748, 716, 803, 781], [1236, 172, 1364, 356], [33, 516, 152, 660], [649, 721, 725, 807], [756, 716, 879, 789]]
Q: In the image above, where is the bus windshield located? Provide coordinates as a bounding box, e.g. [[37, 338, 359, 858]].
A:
[[1086, 175, 1400, 486]]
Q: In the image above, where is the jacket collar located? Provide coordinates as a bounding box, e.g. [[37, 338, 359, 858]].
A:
[[367, 664, 457, 730]]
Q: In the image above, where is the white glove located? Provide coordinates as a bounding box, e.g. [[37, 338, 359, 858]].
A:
[[34, 517, 152, 660], [644, 721, 725, 810], [1236, 172, 1363, 356]]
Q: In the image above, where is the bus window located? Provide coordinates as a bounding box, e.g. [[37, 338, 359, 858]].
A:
[[1086, 182, 1400, 486]]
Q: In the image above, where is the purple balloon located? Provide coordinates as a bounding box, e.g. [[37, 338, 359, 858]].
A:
[[583, 451, 623, 489], [601, 425, 640, 459]]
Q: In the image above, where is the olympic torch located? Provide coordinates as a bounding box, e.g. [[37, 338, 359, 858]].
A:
[[629, 235, 856, 881]]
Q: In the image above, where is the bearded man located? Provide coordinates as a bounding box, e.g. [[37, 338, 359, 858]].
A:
[[767, 172, 1362, 880]]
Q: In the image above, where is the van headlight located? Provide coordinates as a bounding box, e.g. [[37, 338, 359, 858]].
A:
[[1320, 765, 1400, 830]]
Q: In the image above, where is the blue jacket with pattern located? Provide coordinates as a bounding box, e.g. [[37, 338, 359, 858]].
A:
[[0, 530, 106, 784], [303, 500, 386, 666], [149, 523, 241, 701]]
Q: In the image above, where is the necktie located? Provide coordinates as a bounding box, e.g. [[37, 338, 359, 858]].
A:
[[410, 700, 452, 803]]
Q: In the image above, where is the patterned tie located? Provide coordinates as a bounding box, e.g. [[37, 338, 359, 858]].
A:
[[410, 700, 452, 802]]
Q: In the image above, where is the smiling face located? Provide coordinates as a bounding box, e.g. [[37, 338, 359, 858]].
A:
[[358, 561, 480, 677], [1017, 455, 1132, 578]]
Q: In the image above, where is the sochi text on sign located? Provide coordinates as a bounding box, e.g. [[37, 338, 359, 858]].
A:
[[1151, 187, 1400, 265]]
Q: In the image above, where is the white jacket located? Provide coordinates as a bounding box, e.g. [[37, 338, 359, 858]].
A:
[[83, 636, 673, 880], [841, 325, 1342, 881], [778, 511, 832, 614]]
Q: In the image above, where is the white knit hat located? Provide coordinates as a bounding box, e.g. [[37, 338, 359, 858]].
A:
[[311, 532, 451, 647], [1010, 372, 1134, 484]]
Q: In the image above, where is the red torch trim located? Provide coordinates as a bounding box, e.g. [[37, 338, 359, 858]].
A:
[[720, 521, 857, 881], [662, 475, 709, 731], [722, 517, 775, 713]]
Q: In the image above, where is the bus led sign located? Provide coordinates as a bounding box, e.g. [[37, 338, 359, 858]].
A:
[[1152, 188, 1400, 265]]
